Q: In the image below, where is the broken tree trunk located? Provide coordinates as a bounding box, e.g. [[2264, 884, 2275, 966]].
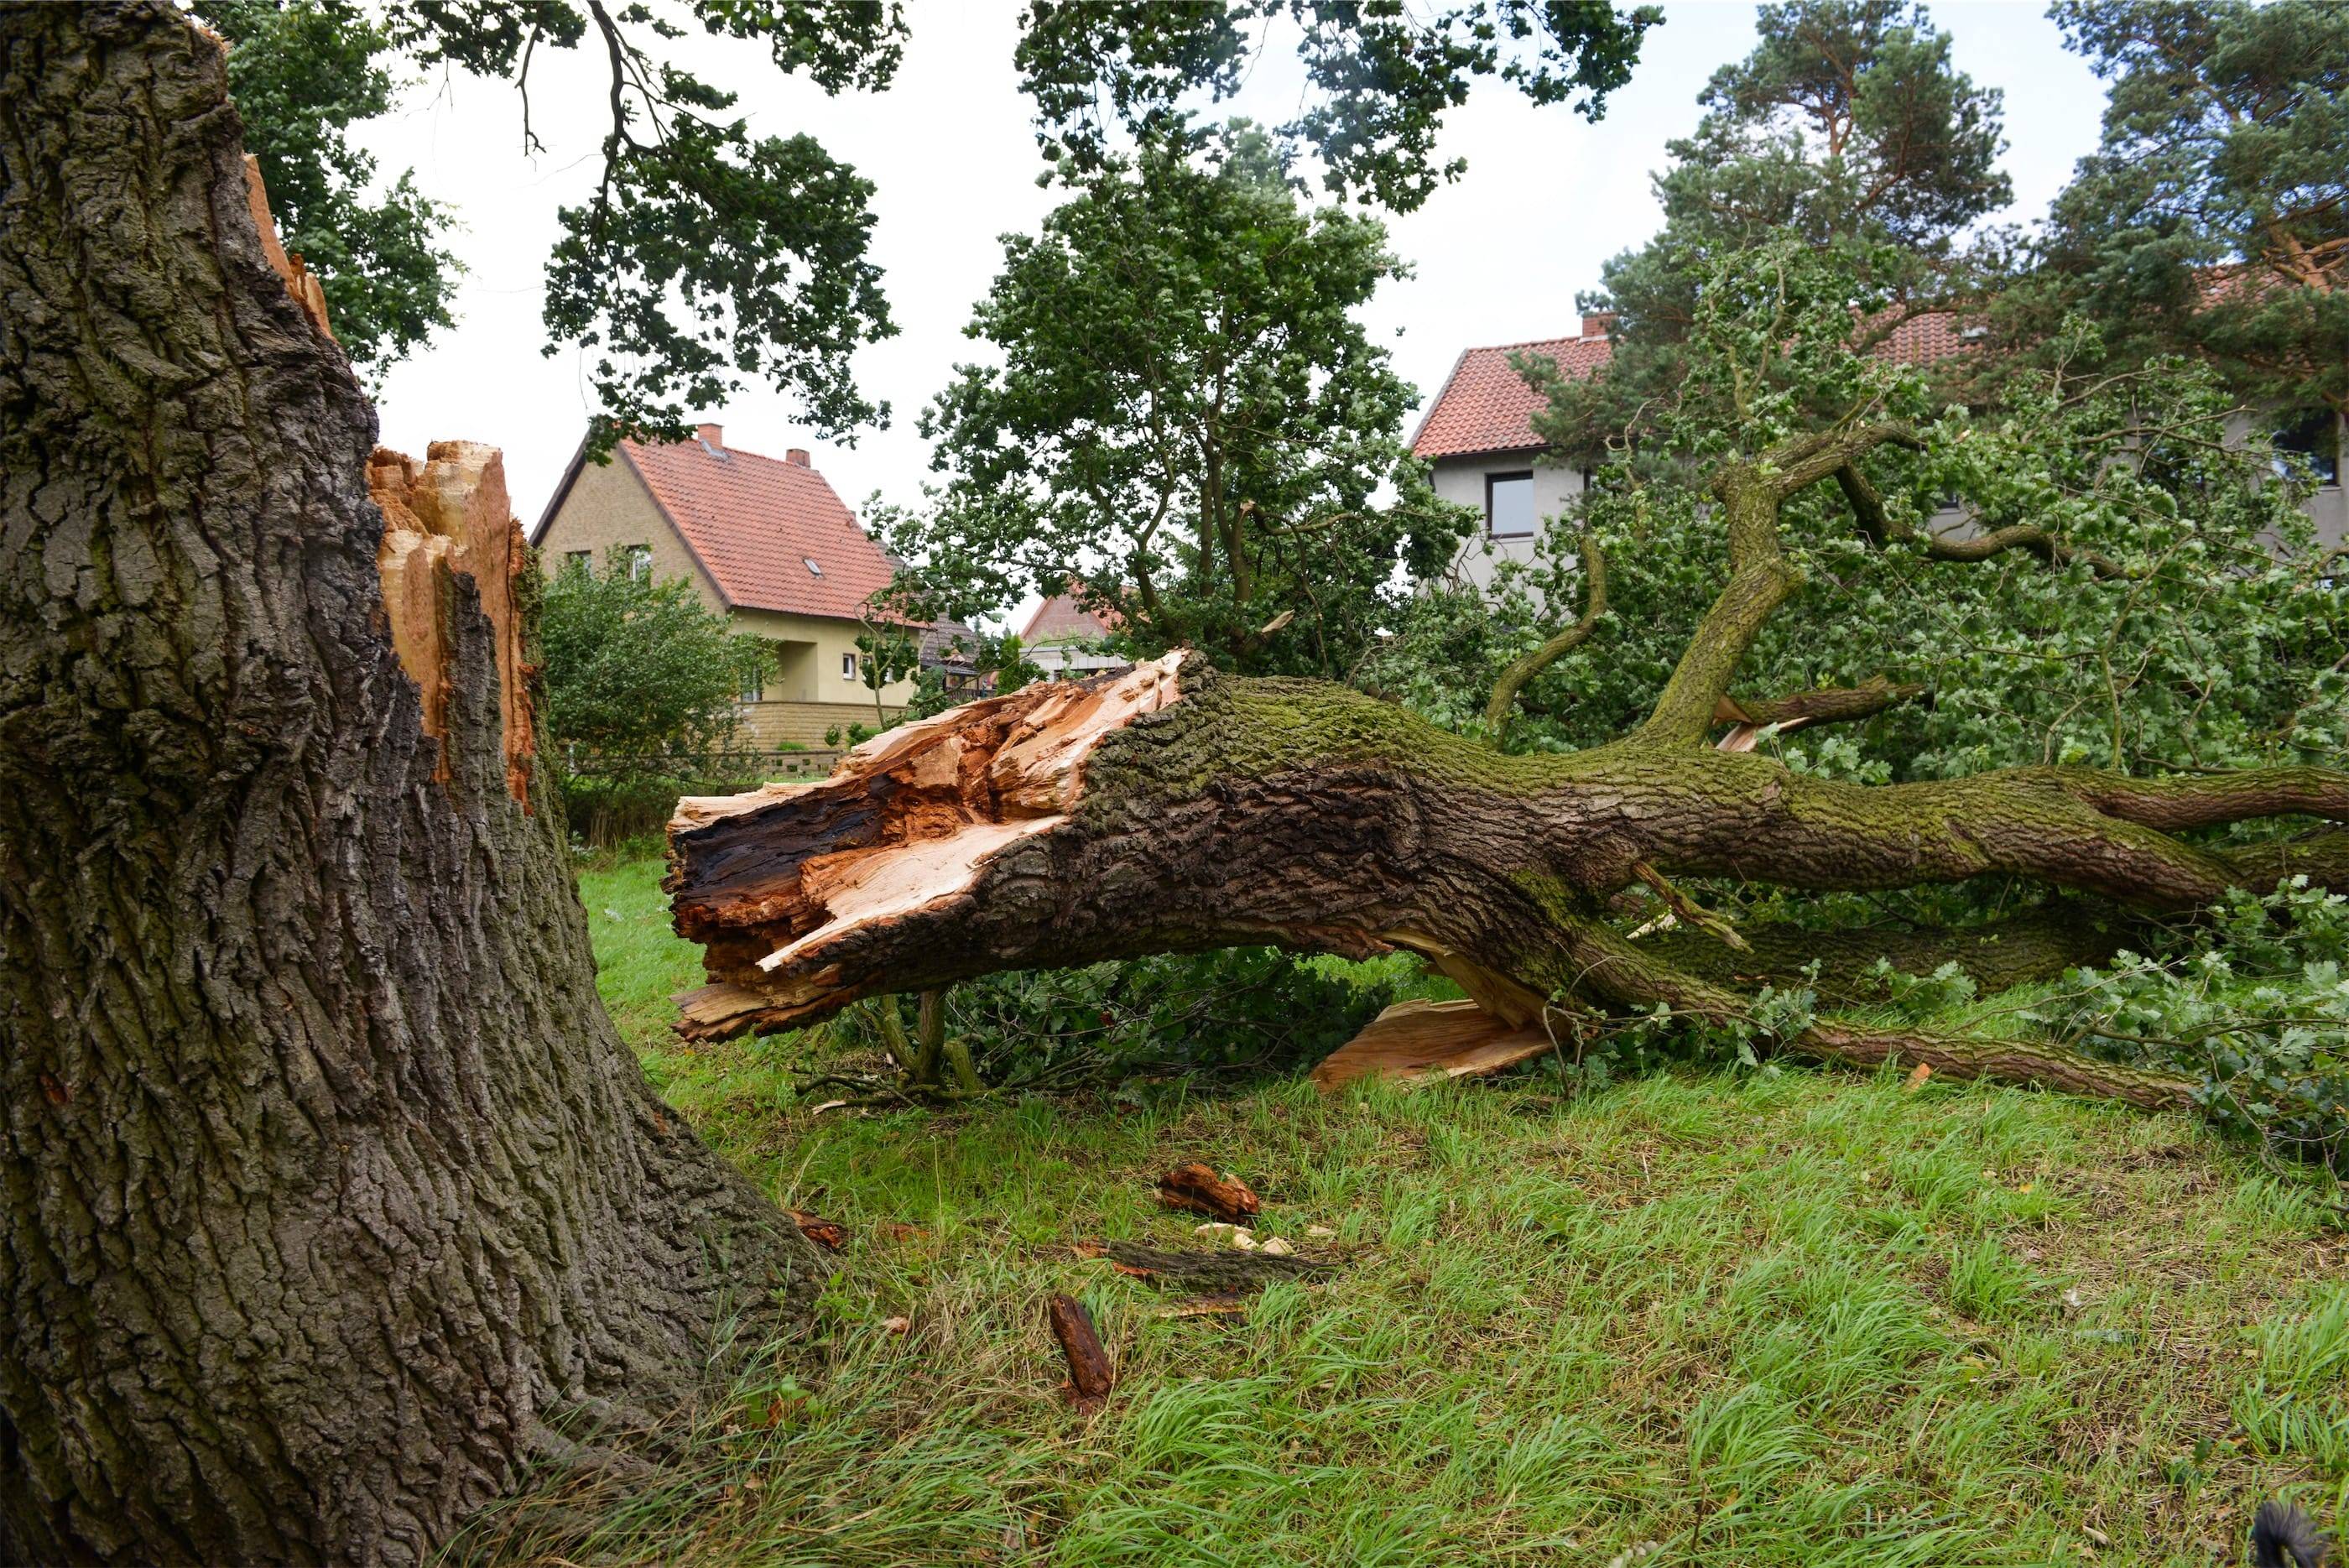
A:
[[666, 648, 2346, 1110], [0, 7, 815, 1561]]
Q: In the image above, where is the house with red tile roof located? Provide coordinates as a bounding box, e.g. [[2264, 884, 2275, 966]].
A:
[[1020, 590, 1124, 677], [1415, 306, 2345, 576], [532, 424, 917, 746], [1414, 308, 1997, 586]]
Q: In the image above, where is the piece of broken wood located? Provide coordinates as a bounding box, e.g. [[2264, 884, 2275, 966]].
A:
[[1157, 1162, 1262, 1225], [1310, 998, 1561, 1091], [786, 1209, 848, 1252], [1102, 1242, 1336, 1292], [1047, 1293, 1114, 1406]]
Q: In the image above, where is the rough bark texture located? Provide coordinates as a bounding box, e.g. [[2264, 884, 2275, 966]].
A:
[[666, 650, 2340, 1107], [0, 7, 814, 1562]]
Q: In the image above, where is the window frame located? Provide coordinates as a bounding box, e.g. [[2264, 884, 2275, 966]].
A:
[[1484, 470, 1537, 540], [841, 651, 859, 682]]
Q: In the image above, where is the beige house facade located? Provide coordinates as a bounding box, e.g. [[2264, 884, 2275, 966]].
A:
[[533, 425, 916, 747]]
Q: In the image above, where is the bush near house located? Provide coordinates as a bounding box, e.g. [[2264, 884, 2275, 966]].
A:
[[539, 547, 774, 841]]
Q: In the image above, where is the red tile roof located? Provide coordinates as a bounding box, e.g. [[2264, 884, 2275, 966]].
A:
[[1022, 591, 1121, 645], [606, 435, 898, 620], [1410, 334, 1613, 460], [1411, 310, 1982, 461]]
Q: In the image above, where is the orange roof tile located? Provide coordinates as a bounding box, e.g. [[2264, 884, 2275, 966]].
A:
[[1412, 310, 1982, 461], [1410, 334, 1613, 460], [1022, 591, 1121, 645], [602, 434, 897, 619]]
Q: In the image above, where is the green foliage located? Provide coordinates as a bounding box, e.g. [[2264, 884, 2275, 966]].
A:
[[2031, 881, 2349, 1169], [1377, 245, 2347, 784], [2044, 0, 2349, 421], [830, 950, 1407, 1091], [195, 0, 461, 373], [539, 547, 763, 758], [1553, 0, 2008, 455], [888, 124, 1470, 676], [1014, 0, 1662, 211], [213, 0, 905, 451]]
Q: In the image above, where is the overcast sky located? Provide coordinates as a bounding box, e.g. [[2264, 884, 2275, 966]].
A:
[[361, 0, 2111, 548]]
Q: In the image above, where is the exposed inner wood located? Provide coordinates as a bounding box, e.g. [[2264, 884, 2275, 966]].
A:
[[367, 444, 538, 804], [239, 154, 333, 341], [242, 138, 534, 805], [1310, 998, 1561, 1091], [668, 654, 1185, 1037]]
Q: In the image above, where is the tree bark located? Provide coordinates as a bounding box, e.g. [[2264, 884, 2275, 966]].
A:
[[665, 652, 2341, 1110], [0, 7, 814, 1562]]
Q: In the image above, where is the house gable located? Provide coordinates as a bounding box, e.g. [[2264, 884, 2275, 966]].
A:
[[532, 442, 727, 611]]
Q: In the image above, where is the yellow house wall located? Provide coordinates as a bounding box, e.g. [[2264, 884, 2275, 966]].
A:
[[535, 453, 722, 604], [535, 452, 914, 748]]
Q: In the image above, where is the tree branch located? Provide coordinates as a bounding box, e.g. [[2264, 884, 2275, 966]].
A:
[[1552, 916, 2197, 1112], [1836, 461, 2133, 580], [1483, 533, 1607, 738], [1711, 675, 1929, 749]]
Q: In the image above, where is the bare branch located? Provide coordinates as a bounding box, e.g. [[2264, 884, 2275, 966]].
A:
[[1483, 533, 1607, 738]]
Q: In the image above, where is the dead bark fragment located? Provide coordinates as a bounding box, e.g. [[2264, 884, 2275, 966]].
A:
[[787, 1210, 849, 1252], [1104, 1242, 1337, 1291], [1157, 1163, 1263, 1225], [1048, 1294, 1114, 1404]]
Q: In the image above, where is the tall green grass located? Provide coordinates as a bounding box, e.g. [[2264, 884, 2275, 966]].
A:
[[452, 857, 2349, 1565]]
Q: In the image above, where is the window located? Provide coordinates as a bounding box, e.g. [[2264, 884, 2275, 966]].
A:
[[2274, 410, 2341, 486], [1485, 471, 1535, 539], [841, 652, 859, 681], [562, 549, 591, 575], [804, 557, 824, 576], [625, 544, 652, 581], [738, 661, 763, 703]]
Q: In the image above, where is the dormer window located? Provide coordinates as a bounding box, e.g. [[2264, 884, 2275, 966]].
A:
[[804, 557, 824, 576]]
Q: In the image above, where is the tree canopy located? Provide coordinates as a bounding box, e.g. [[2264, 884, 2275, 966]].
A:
[[539, 549, 764, 758], [194, 0, 461, 373], [215, 0, 1664, 452], [887, 125, 1467, 677], [1549, 0, 2008, 458], [1381, 241, 2346, 783], [2042, 0, 2349, 424]]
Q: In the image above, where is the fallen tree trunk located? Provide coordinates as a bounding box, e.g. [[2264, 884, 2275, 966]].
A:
[[666, 651, 2344, 1109]]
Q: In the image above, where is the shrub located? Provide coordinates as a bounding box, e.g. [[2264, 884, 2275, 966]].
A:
[[831, 948, 1406, 1091]]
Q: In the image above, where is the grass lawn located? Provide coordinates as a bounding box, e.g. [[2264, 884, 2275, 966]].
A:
[[464, 853, 2349, 1565]]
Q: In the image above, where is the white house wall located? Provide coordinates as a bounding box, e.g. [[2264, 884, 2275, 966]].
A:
[[1430, 453, 1587, 591]]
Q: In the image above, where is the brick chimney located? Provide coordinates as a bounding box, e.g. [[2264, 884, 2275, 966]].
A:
[[1581, 312, 1617, 340], [695, 422, 722, 451], [785, 447, 811, 466]]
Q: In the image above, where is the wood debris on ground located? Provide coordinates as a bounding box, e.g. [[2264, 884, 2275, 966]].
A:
[[1156, 1162, 1262, 1224], [786, 1209, 848, 1250], [1048, 1293, 1114, 1409]]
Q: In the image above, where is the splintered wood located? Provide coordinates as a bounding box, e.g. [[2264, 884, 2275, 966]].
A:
[[667, 654, 1185, 1041], [367, 445, 537, 804], [243, 140, 532, 805], [1310, 998, 1560, 1091]]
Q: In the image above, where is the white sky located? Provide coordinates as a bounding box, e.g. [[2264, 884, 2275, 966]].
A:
[[361, 0, 2109, 549]]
